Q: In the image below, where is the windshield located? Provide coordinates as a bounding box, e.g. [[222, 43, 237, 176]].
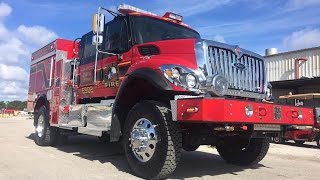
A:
[[132, 16, 200, 44]]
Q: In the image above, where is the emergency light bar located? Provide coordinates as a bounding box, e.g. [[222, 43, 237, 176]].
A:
[[118, 4, 157, 16], [163, 12, 183, 22]]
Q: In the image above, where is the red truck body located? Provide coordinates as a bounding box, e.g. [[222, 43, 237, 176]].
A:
[[28, 37, 316, 128], [280, 122, 320, 145], [28, 39, 77, 125], [27, 4, 319, 179]]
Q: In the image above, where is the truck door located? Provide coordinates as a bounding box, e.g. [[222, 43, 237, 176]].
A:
[[101, 16, 131, 96], [76, 16, 131, 100]]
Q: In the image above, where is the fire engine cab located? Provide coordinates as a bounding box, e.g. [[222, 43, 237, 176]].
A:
[[28, 4, 317, 179]]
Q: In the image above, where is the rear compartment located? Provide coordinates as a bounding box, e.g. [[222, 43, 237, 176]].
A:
[[27, 39, 76, 113]]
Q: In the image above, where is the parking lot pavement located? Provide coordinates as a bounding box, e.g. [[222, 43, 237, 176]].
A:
[[1, 117, 320, 180]]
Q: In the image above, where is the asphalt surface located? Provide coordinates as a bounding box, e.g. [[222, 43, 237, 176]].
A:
[[0, 117, 320, 180]]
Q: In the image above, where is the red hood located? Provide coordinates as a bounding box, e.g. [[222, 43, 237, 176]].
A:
[[129, 39, 198, 73]]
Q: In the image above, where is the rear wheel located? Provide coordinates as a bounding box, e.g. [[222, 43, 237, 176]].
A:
[[217, 137, 270, 165], [294, 140, 305, 145], [123, 101, 182, 179], [34, 106, 57, 146]]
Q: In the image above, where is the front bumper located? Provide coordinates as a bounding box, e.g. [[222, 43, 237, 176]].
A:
[[171, 98, 314, 126]]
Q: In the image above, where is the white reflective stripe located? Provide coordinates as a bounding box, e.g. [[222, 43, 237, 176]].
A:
[[31, 51, 56, 65]]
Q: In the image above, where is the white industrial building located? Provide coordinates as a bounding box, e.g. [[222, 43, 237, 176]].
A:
[[264, 46, 320, 107], [265, 47, 320, 81]]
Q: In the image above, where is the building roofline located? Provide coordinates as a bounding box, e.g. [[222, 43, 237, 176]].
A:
[[264, 46, 320, 58]]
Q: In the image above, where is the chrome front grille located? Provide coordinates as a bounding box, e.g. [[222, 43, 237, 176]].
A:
[[207, 46, 265, 93]]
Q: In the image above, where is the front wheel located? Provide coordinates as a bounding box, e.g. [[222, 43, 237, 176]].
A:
[[123, 101, 182, 179], [217, 137, 270, 165]]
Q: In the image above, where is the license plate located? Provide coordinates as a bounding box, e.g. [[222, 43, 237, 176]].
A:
[[254, 124, 281, 131]]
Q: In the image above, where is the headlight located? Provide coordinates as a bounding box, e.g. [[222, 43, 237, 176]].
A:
[[186, 74, 197, 88], [207, 74, 228, 96], [171, 68, 180, 79], [164, 68, 180, 79], [160, 65, 203, 92]]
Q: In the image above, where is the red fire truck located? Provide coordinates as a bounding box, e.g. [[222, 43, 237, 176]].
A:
[[272, 93, 320, 147], [28, 4, 317, 179]]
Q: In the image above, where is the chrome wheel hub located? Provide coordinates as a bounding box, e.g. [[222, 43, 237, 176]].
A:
[[36, 115, 44, 137], [130, 118, 157, 162]]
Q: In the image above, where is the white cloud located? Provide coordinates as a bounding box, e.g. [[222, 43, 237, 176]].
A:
[[286, 0, 320, 11], [0, 2, 12, 20], [0, 37, 29, 64], [283, 28, 320, 51], [17, 25, 58, 46], [154, 0, 231, 16], [213, 35, 226, 43], [0, 64, 29, 81], [0, 81, 28, 100], [0, 2, 58, 101]]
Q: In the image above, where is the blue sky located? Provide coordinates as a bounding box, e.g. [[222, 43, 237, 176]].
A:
[[6, 0, 320, 53], [1, 0, 320, 100]]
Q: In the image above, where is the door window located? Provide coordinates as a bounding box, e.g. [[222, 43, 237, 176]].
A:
[[105, 17, 129, 54]]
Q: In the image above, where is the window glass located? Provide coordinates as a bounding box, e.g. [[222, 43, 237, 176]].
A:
[[105, 18, 128, 53], [132, 16, 200, 44], [83, 32, 96, 58], [79, 31, 98, 65]]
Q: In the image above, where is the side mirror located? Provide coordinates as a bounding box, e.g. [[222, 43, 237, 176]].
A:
[[92, 35, 103, 46], [92, 13, 105, 34]]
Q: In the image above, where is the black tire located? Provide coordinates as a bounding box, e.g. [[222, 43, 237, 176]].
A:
[[34, 106, 57, 146], [294, 140, 305, 145], [183, 144, 200, 152], [316, 139, 320, 148], [123, 101, 182, 179], [217, 137, 270, 166]]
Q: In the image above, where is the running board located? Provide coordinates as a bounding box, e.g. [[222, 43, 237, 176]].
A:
[[58, 125, 76, 130], [77, 127, 107, 137], [58, 100, 114, 134]]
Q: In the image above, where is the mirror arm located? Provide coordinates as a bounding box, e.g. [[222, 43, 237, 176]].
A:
[[99, 7, 121, 17], [93, 6, 122, 83]]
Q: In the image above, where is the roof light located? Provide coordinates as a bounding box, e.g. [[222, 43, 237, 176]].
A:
[[163, 12, 183, 22], [118, 4, 157, 16]]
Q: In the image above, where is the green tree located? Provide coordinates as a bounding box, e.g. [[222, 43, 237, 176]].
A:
[[6, 101, 27, 111], [0, 101, 6, 109]]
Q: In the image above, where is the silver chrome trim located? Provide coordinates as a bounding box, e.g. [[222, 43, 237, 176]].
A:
[[315, 107, 320, 124], [31, 50, 56, 65], [174, 95, 204, 100], [225, 89, 266, 99], [130, 118, 157, 162], [254, 124, 281, 131], [195, 39, 267, 99], [49, 57, 54, 87], [170, 100, 177, 121]]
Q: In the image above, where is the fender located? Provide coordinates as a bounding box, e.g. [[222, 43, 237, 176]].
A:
[[121, 68, 172, 91], [110, 68, 172, 142], [33, 94, 49, 126]]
